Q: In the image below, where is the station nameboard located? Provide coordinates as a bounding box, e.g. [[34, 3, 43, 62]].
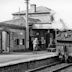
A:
[[32, 23, 52, 29]]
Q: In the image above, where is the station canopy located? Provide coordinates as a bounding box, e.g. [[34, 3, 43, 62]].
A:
[[32, 19, 65, 30]]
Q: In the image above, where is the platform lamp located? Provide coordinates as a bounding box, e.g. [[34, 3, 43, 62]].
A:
[[25, 0, 29, 50]]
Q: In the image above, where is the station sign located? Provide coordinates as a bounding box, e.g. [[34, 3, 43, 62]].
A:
[[32, 23, 52, 29]]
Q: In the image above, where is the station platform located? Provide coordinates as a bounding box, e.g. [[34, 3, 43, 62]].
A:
[[0, 51, 59, 72], [0, 51, 58, 67]]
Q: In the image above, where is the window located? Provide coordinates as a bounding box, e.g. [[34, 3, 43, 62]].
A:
[[20, 39, 22, 45], [15, 39, 19, 45], [22, 39, 24, 45], [15, 39, 24, 45], [17, 39, 19, 45]]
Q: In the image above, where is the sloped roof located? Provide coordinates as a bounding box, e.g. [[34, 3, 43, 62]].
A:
[[12, 6, 53, 15], [1, 17, 40, 26], [3, 17, 26, 26], [0, 22, 25, 30], [0, 17, 40, 30], [36, 6, 51, 13], [51, 19, 69, 30], [57, 30, 72, 41], [32, 18, 67, 30]]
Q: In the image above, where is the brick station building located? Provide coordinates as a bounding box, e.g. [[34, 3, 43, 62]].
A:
[[0, 4, 61, 53], [0, 17, 40, 53]]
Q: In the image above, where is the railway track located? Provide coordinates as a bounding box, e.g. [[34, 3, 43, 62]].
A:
[[25, 62, 72, 72], [53, 63, 72, 72], [25, 61, 61, 72]]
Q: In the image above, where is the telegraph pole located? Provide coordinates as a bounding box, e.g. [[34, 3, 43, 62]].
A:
[[25, 0, 29, 49]]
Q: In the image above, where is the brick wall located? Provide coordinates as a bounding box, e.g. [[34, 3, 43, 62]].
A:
[[9, 29, 26, 52]]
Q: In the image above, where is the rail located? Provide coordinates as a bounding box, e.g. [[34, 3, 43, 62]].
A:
[[25, 61, 61, 72], [53, 63, 72, 72], [26, 62, 72, 72]]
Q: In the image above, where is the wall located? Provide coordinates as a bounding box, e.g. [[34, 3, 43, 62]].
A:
[[9, 29, 25, 52], [0, 32, 2, 53]]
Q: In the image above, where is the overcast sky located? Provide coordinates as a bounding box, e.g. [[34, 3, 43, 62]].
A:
[[0, 0, 72, 29]]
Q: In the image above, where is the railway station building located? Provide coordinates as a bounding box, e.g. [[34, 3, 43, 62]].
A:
[[0, 4, 63, 53]]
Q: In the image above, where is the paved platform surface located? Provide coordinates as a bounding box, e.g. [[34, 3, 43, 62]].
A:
[[0, 51, 58, 67]]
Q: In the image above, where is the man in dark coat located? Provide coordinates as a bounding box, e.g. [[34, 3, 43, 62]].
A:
[[46, 30, 50, 48], [29, 36, 33, 51]]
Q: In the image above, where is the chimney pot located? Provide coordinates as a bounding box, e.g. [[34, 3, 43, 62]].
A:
[[30, 4, 36, 13]]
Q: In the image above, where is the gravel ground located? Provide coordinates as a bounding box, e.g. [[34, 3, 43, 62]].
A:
[[60, 66, 72, 72]]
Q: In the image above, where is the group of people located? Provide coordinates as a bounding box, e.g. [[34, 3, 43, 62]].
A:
[[58, 45, 68, 62], [30, 36, 46, 51], [29, 30, 51, 51]]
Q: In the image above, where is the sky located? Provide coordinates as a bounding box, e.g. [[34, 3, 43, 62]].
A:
[[0, 0, 72, 29]]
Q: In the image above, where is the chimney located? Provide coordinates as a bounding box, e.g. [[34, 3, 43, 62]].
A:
[[30, 4, 36, 13]]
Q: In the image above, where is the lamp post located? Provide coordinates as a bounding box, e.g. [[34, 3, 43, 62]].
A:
[[25, 0, 29, 49]]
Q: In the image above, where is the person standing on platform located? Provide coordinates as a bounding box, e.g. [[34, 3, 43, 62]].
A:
[[63, 45, 68, 62], [46, 30, 50, 48], [29, 36, 33, 51], [33, 37, 38, 51], [41, 37, 46, 50]]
